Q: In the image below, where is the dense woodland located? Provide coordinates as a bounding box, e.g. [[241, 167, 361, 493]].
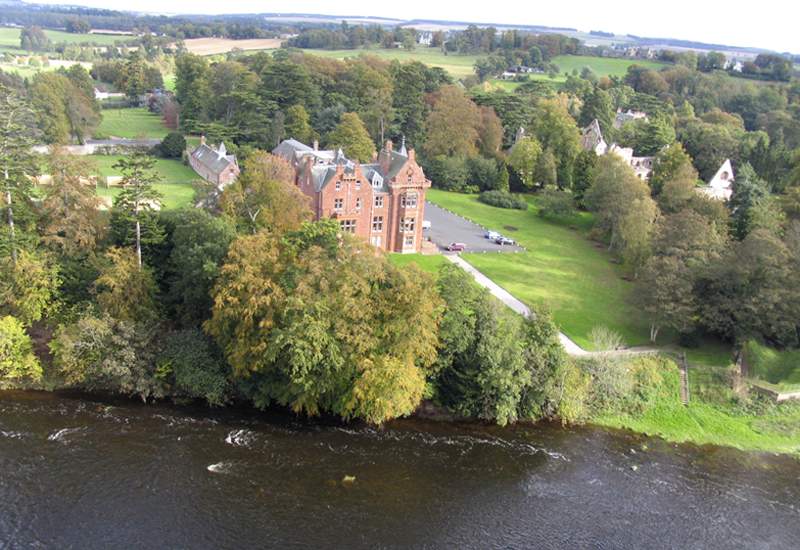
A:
[[1, 16, 800, 427]]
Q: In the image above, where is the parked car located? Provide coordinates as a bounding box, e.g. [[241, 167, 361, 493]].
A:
[[422, 220, 432, 230], [446, 242, 466, 252], [495, 236, 515, 246], [485, 230, 501, 240]]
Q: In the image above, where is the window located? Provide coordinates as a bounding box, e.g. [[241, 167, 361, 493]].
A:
[[374, 196, 384, 208], [340, 219, 356, 233], [370, 236, 382, 247], [372, 216, 383, 232], [356, 180, 361, 190], [334, 198, 344, 212], [371, 173, 383, 190], [401, 193, 418, 209], [335, 180, 342, 191], [402, 217, 416, 233], [355, 197, 362, 210], [404, 235, 415, 248]]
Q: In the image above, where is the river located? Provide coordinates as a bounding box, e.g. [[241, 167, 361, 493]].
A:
[[0, 391, 798, 549]]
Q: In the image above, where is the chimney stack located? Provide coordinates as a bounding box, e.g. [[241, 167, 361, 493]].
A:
[[313, 139, 319, 151], [408, 148, 416, 162], [200, 135, 206, 146], [384, 140, 393, 153]]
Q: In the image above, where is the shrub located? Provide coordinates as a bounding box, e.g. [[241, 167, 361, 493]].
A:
[[423, 155, 469, 191], [466, 156, 501, 192], [537, 188, 575, 218], [159, 132, 186, 159], [157, 329, 230, 406], [478, 190, 528, 210], [0, 316, 42, 386]]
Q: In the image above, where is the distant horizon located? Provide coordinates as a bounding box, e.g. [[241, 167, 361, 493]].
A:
[[26, 0, 799, 54]]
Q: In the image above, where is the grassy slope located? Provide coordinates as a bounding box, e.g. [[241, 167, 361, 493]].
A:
[[95, 108, 170, 140], [301, 47, 480, 78], [594, 367, 800, 455], [427, 189, 648, 349], [91, 155, 198, 209]]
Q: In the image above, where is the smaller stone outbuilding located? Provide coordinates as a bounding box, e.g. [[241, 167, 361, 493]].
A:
[[189, 137, 240, 188]]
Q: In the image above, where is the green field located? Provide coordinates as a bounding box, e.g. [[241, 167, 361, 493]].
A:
[[427, 189, 649, 349], [91, 155, 199, 209], [301, 47, 481, 78], [95, 108, 170, 140], [744, 341, 800, 391], [388, 253, 447, 274], [0, 26, 133, 51], [552, 54, 667, 77]]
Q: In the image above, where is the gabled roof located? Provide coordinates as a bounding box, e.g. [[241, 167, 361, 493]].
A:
[[191, 142, 238, 177]]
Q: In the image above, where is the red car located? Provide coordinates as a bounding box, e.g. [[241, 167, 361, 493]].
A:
[[446, 242, 466, 252]]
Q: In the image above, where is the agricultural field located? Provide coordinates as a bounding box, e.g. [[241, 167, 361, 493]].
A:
[[182, 37, 283, 56], [0, 26, 133, 51], [301, 47, 481, 78], [94, 108, 170, 140], [91, 155, 199, 209]]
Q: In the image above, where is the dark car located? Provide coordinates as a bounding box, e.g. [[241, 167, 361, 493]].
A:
[[446, 242, 466, 252], [495, 236, 515, 246]]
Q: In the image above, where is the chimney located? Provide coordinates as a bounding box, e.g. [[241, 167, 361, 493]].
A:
[[408, 148, 416, 162], [200, 135, 206, 146], [384, 140, 393, 153], [313, 139, 319, 151]]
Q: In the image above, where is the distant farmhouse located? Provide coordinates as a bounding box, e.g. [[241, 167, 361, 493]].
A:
[[274, 138, 430, 253], [580, 119, 655, 180], [189, 138, 240, 188], [697, 159, 735, 201]]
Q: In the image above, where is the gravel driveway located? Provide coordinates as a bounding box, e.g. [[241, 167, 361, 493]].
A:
[[423, 202, 525, 253]]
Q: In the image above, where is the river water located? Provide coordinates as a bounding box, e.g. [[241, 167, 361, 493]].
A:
[[0, 391, 798, 549]]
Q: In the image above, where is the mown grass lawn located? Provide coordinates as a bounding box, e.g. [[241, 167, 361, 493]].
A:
[[388, 253, 447, 274], [427, 189, 650, 349], [95, 108, 169, 140], [301, 47, 480, 78], [551, 54, 667, 77], [91, 155, 199, 209]]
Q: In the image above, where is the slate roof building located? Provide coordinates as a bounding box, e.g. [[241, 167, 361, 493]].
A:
[[274, 138, 431, 253], [581, 119, 654, 180], [189, 137, 240, 188]]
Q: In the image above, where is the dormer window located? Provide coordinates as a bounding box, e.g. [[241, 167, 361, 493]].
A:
[[371, 172, 383, 190]]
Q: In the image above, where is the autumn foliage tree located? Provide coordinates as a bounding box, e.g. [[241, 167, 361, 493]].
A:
[[205, 220, 442, 424]]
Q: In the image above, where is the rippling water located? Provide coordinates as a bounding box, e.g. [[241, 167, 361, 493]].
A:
[[1, 391, 798, 549]]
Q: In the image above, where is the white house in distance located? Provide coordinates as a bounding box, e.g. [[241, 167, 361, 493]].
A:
[[698, 159, 735, 201], [580, 119, 654, 180]]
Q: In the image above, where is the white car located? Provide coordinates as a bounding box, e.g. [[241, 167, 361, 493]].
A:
[[422, 220, 432, 230], [485, 230, 501, 240]]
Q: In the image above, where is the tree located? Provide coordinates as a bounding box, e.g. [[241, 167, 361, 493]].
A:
[[175, 54, 210, 132], [50, 313, 163, 401], [477, 106, 504, 158], [325, 112, 375, 162], [617, 196, 659, 276], [94, 247, 159, 324], [40, 151, 105, 255], [30, 72, 99, 144], [164, 209, 235, 326], [658, 161, 699, 213], [20, 27, 50, 51], [158, 132, 186, 159], [507, 136, 542, 189], [530, 97, 581, 188], [0, 250, 59, 327], [423, 85, 481, 158], [579, 85, 614, 137], [584, 154, 653, 252], [220, 151, 311, 234], [205, 221, 442, 424], [0, 84, 39, 263], [391, 61, 430, 147], [110, 154, 164, 268], [729, 163, 770, 240], [284, 104, 315, 143], [650, 142, 694, 196], [572, 150, 597, 206], [0, 316, 42, 385], [65, 18, 91, 34], [634, 256, 695, 342], [157, 329, 230, 406], [535, 149, 558, 188]]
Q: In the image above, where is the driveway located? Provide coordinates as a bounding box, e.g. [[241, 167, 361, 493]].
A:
[[423, 202, 525, 254]]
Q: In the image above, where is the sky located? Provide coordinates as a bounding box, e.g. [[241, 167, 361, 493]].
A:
[[32, 0, 799, 53]]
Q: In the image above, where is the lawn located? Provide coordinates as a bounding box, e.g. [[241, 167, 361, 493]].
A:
[[301, 47, 481, 78], [427, 189, 651, 349], [743, 341, 800, 391], [90, 155, 199, 209], [388, 253, 447, 274], [95, 108, 169, 140], [551, 54, 667, 77]]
